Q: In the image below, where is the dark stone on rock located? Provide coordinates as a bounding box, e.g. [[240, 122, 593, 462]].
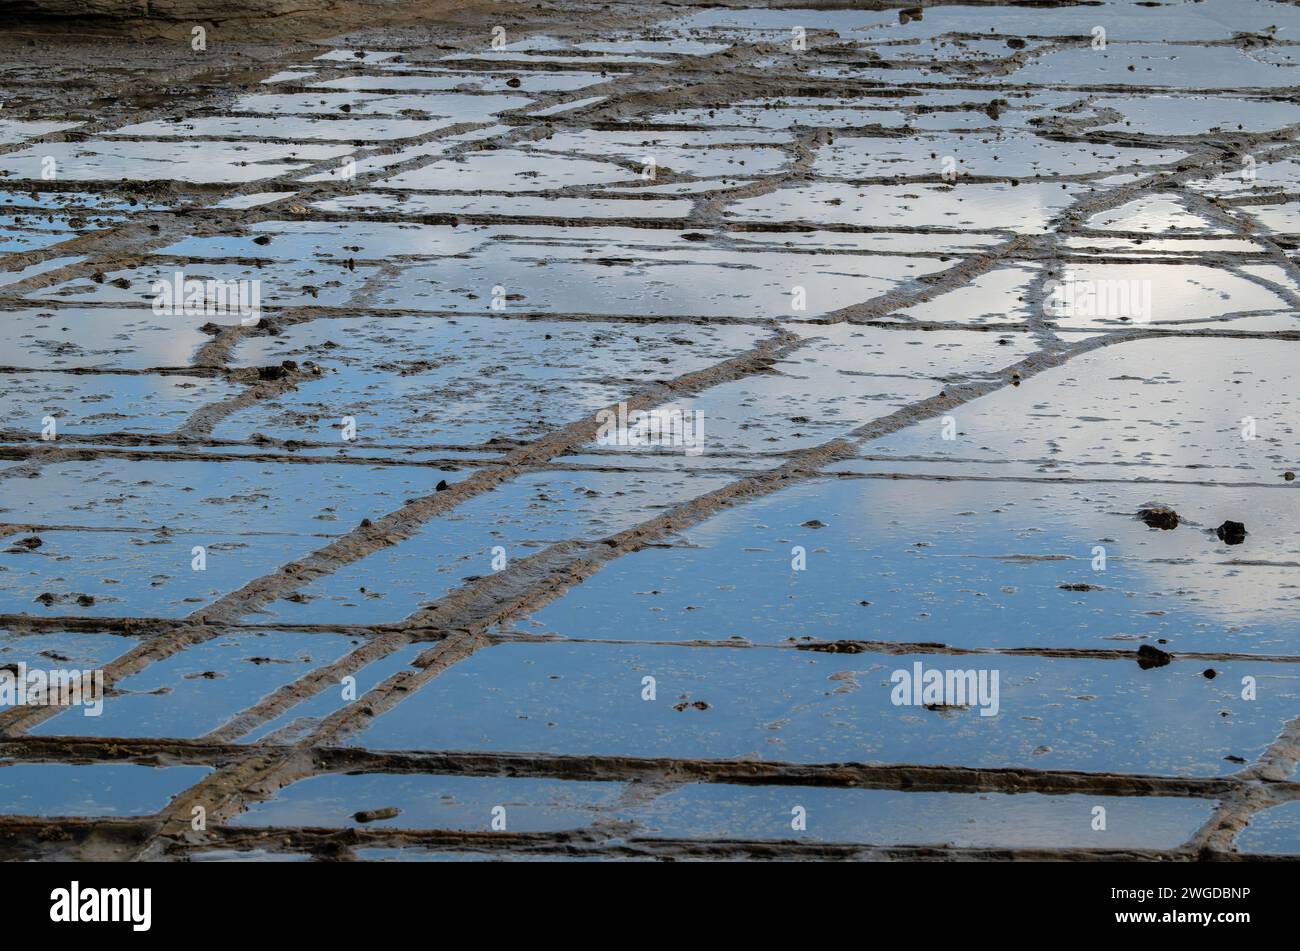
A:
[[353, 807, 400, 823], [673, 700, 711, 711], [1138, 506, 1179, 530], [1215, 520, 1247, 545], [1136, 643, 1172, 669], [436, 480, 450, 491], [798, 641, 867, 654]]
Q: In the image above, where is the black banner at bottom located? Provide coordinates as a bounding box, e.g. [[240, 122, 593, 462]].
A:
[[3, 859, 1285, 937]]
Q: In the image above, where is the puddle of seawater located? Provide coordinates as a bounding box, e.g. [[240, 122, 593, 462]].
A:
[[238, 643, 429, 742], [262, 69, 317, 85], [815, 132, 1186, 180], [349, 641, 1295, 776], [0, 457, 441, 534], [528, 130, 789, 178], [372, 236, 952, 320], [0, 307, 210, 368], [1093, 95, 1300, 136], [224, 770, 1211, 849], [217, 312, 766, 445], [1014, 45, 1296, 90], [1243, 203, 1300, 235], [1086, 195, 1227, 233], [724, 180, 1085, 232], [1063, 237, 1270, 260], [1043, 263, 1291, 329], [315, 191, 693, 219], [0, 222, 91, 255], [157, 219, 491, 262], [374, 149, 643, 192], [230, 772, 623, 830], [229, 91, 531, 121], [0, 191, 166, 213], [681, 0, 1300, 45], [442, 50, 666, 66], [0, 256, 86, 287], [514, 476, 1300, 653], [311, 71, 608, 93], [0, 629, 139, 673], [253, 469, 735, 625], [0, 141, 353, 184], [0, 763, 210, 816], [213, 191, 299, 209], [865, 336, 1300, 469], [314, 50, 403, 64], [0, 372, 240, 436], [0, 529, 331, 619], [0, 119, 81, 145], [1187, 157, 1300, 197], [626, 784, 1211, 849], [36, 260, 377, 310], [1236, 800, 1300, 854], [31, 630, 356, 738], [609, 326, 1037, 453], [108, 116, 451, 142], [895, 265, 1037, 324]]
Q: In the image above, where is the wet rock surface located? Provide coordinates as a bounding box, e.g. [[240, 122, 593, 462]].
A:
[[0, 0, 1298, 863], [1215, 520, 1248, 545], [1138, 506, 1181, 531], [1136, 644, 1174, 670]]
